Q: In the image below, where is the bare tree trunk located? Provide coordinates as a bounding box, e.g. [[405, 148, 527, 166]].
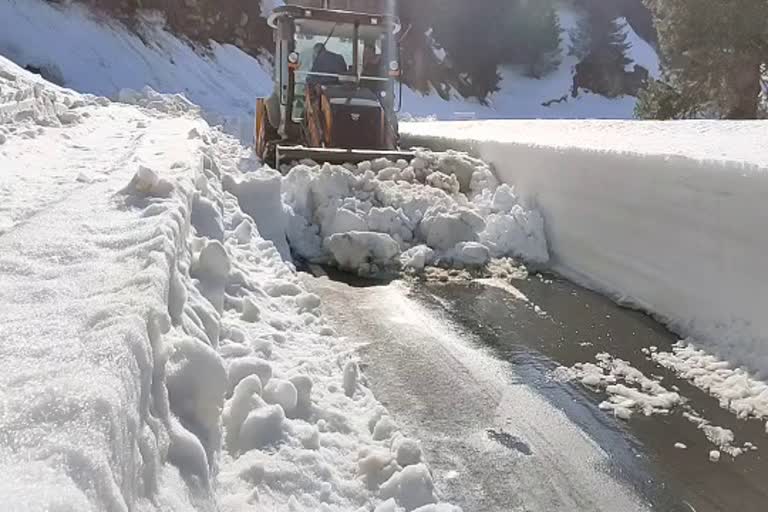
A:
[[725, 56, 761, 119]]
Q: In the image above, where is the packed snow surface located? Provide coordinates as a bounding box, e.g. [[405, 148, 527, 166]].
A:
[[0, 55, 455, 511], [403, 120, 768, 377]]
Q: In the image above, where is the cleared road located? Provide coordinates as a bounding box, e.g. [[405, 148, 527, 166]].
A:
[[306, 271, 768, 512]]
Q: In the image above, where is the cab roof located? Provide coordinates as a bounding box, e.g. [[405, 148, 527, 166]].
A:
[[268, 5, 401, 34]]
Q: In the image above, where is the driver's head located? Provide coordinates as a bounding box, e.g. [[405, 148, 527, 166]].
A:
[[313, 43, 325, 60]]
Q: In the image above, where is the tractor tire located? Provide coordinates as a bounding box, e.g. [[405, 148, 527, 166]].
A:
[[256, 101, 279, 166]]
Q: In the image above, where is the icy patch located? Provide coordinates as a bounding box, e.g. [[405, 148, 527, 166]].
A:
[[555, 353, 681, 419], [280, 150, 548, 274]]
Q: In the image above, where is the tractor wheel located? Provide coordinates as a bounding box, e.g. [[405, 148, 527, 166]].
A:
[[255, 101, 279, 165]]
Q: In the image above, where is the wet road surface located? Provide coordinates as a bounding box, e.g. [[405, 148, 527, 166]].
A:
[[305, 271, 768, 512]]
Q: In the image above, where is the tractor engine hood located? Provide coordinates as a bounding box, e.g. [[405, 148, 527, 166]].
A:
[[322, 84, 383, 108], [320, 84, 387, 150]]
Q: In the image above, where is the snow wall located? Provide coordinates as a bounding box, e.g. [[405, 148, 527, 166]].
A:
[[402, 120, 768, 376]]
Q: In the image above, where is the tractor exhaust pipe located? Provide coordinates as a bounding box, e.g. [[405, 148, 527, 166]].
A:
[[322, 0, 330, 8]]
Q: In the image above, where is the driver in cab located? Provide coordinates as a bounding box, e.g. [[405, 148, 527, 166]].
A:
[[308, 43, 347, 86]]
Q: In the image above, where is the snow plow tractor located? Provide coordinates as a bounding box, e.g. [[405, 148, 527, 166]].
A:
[[255, 3, 414, 168]]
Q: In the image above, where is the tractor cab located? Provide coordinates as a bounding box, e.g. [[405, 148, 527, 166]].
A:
[[255, 4, 413, 167]]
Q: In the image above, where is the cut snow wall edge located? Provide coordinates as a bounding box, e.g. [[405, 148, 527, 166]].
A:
[[403, 128, 768, 377]]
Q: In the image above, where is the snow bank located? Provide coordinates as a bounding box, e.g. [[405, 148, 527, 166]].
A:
[[0, 0, 272, 142], [652, 341, 768, 427], [403, 119, 768, 377], [277, 152, 548, 274], [1, 55, 456, 511]]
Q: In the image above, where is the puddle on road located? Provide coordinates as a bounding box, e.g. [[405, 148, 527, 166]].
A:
[[486, 429, 533, 455], [308, 266, 768, 512]]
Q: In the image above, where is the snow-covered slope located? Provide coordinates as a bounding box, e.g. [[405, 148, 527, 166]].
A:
[[401, 8, 660, 121], [0, 0, 659, 141], [402, 120, 768, 378], [0, 55, 458, 512], [0, 0, 272, 142]]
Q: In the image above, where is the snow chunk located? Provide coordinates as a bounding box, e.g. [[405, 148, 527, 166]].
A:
[[343, 360, 359, 398], [262, 379, 298, 416], [227, 357, 272, 395], [225, 168, 290, 260], [239, 404, 285, 450], [379, 464, 437, 511], [327, 232, 400, 273], [393, 437, 423, 467]]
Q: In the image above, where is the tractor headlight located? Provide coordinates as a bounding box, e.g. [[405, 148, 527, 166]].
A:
[[389, 60, 400, 72], [288, 52, 300, 65]]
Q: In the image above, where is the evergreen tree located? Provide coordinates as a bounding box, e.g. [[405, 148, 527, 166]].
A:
[[642, 0, 768, 119], [569, 14, 593, 60]]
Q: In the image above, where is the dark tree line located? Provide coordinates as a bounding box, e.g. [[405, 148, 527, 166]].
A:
[[636, 0, 768, 119]]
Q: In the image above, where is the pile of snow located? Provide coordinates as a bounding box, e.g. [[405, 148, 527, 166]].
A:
[[0, 55, 455, 511], [258, 152, 550, 275], [682, 412, 753, 458], [403, 119, 768, 380], [652, 341, 768, 429], [0, 0, 272, 142], [554, 353, 681, 419], [555, 345, 756, 457]]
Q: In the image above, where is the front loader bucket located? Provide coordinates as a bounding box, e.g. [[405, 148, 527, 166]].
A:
[[275, 145, 416, 169]]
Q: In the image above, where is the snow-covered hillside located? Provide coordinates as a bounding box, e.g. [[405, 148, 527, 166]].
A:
[[403, 120, 768, 379], [400, 8, 660, 121], [0, 0, 272, 142], [0, 0, 659, 141], [0, 55, 462, 512]]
